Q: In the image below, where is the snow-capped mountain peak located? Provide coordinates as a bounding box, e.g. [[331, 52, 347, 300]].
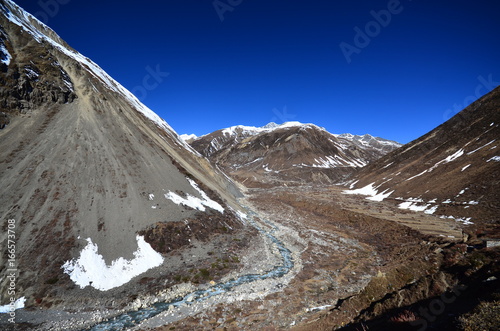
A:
[[336, 132, 402, 152], [213, 121, 322, 139], [180, 133, 198, 142], [187, 121, 402, 187]]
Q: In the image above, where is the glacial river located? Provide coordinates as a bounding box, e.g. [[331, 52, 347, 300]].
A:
[[87, 211, 294, 330]]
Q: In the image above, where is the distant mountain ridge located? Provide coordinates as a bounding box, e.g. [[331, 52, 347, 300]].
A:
[[187, 122, 401, 187]]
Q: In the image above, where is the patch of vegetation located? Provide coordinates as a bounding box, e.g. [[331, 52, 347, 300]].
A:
[[199, 268, 210, 279], [45, 277, 58, 285], [459, 300, 500, 330], [171, 253, 241, 285], [139, 277, 154, 285]]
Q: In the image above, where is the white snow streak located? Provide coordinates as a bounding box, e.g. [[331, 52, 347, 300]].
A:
[[306, 305, 333, 312], [440, 215, 474, 225], [467, 140, 496, 155], [165, 178, 224, 213], [487, 156, 500, 162], [443, 149, 465, 163], [397, 197, 440, 214], [406, 148, 467, 181], [342, 183, 393, 202], [24, 67, 39, 79], [406, 169, 428, 181], [367, 189, 394, 202], [180, 134, 198, 142], [2, 0, 199, 155], [398, 201, 429, 212], [349, 180, 359, 189], [382, 162, 394, 169], [343, 183, 378, 196], [424, 205, 438, 214], [0, 44, 11, 65]]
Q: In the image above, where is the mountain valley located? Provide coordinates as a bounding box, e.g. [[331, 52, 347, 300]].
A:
[[0, 1, 498, 330]]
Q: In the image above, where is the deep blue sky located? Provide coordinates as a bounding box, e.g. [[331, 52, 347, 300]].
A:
[[15, 0, 500, 143]]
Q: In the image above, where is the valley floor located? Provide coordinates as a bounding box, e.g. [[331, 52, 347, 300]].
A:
[[2, 184, 498, 330], [145, 184, 498, 330]]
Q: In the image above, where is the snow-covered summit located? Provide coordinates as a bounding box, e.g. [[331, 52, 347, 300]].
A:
[[180, 133, 198, 142], [217, 121, 323, 138], [189, 121, 401, 157], [336, 133, 402, 153], [187, 120, 402, 187]]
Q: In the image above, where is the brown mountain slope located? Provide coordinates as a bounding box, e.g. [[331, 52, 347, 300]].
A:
[[347, 86, 500, 231], [190, 122, 401, 188], [0, 0, 250, 311]]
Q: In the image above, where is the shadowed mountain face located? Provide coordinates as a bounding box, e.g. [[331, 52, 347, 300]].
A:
[[0, 0, 248, 308], [348, 86, 500, 231], [189, 122, 401, 187]]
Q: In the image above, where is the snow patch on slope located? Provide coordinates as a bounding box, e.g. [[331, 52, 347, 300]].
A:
[[398, 201, 431, 213], [367, 189, 394, 202], [180, 134, 198, 142], [461, 164, 471, 171], [61, 235, 164, 291], [441, 215, 474, 225], [467, 140, 496, 155], [0, 297, 26, 313], [343, 183, 378, 196], [406, 148, 466, 181], [165, 178, 224, 213], [0, 43, 11, 65], [342, 183, 393, 201]]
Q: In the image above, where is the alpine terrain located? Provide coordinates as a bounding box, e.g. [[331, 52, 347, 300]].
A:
[[188, 122, 401, 187], [0, 0, 258, 325], [347, 86, 500, 234], [0, 1, 499, 331]]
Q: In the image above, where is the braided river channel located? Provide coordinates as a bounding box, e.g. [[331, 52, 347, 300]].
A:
[[87, 210, 294, 330]]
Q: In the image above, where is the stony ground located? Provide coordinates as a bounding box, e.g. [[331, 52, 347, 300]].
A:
[[143, 184, 484, 330], [3, 183, 497, 331]]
